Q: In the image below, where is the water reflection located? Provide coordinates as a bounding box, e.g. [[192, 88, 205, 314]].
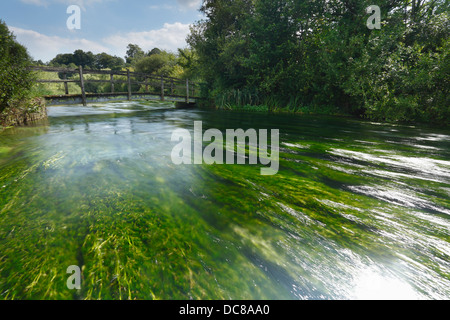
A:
[[352, 268, 420, 300]]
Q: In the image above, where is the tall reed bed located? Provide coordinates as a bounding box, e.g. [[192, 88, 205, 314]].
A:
[[213, 89, 341, 115]]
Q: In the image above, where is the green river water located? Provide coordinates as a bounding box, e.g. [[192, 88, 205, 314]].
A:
[[0, 101, 449, 300]]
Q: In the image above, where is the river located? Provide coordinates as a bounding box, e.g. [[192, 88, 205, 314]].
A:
[[0, 101, 449, 300]]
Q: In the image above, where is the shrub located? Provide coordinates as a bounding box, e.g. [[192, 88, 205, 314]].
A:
[[0, 20, 35, 113]]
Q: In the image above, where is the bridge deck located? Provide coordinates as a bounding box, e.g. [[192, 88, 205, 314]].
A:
[[43, 92, 198, 106]]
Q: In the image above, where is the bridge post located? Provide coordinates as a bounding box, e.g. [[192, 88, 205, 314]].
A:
[[186, 79, 189, 103], [127, 69, 132, 101], [63, 73, 69, 95], [78, 66, 87, 106], [110, 73, 114, 93], [161, 76, 165, 101]]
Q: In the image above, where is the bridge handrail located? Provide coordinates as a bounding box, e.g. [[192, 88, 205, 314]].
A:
[[29, 66, 197, 84], [29, 65, 200, 106]]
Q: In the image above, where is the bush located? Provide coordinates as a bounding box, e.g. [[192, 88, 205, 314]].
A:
[[0, 20, 35, 113], [134, 52, 178, 77]]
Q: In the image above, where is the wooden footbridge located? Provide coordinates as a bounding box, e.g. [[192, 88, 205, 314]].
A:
[[30, 66, 200, 107]]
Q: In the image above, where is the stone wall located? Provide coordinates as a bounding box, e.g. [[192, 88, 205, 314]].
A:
[[0, 98, 47, 127]]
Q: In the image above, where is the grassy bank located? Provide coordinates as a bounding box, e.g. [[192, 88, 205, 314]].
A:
[[212, 101, 450, 128], [207, 89, 449, 126], [216, 103, 347, 116], [210, 90, 351, 117]]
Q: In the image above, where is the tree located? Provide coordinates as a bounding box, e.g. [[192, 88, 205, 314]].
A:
[[188, 0, 449, 124], [0, 20, 34, 113], [342, 1, 450, 122], [50, 51, 124, 70], [50, 53, 74, 67], [187, 0, 255, 89], [177, 48, 199, 79], [95, 53, 124, 70], [125, 44, 145, 64], [243, 0, 302, 96], [134, 51, 177, 77], [33, 59, 45, 66], [72, 49, 95, 68], [148, 48, 162, 56]]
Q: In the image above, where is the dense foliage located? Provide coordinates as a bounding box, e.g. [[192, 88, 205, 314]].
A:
[[188, 0, 449, 124], [0, 20, 35, 114], [50, 50, 125, 70], [127, 44, 198, 80], [48, 45, 197, 80], [40, 45, 199, 95]]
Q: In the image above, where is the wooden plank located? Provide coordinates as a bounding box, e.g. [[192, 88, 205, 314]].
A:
[[30, 66, 183, 81], [79, 66, 87, 106], [83, 79, 115, 84], [110, 74, 114, 93], [127, 69, 132, 101], [161, 76, 165, 101], [107, 80, 129, 85], [30, 66, 78, 73], [43, 92, 199, 100], [83, 69, 127, 76], [186, 79, 190, 103], [35, 79, 78, 83], [63, 73, 69, 95]]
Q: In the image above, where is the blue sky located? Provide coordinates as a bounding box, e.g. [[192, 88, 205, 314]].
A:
[[0, 0, 204, 62]]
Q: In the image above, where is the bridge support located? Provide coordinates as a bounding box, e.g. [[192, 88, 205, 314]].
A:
[[78, 66, 87, 106], [186, 79, 190, 103], [63, 73, 69, 95], [127, 69, 132, 101], [161, 76, 165, 101], [110, 73, 114, 93]]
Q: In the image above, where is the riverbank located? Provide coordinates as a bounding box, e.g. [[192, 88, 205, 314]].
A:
[[212, 103, 450, 128], [0, 97, 47, 128]]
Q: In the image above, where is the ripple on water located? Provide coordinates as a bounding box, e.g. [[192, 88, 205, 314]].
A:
[[348, 185, 450, 216]]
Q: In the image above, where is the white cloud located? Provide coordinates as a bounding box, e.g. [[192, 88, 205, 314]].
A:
[[20, 0, 201, 10], [9, 26, 110, 62], [8, 22, 191, 62], [103, 22, 191, 55]]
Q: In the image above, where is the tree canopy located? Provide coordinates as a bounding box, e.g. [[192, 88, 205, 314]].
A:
[[188, 0, 449, 124], [50, 50, 125, 70], [0, 20, 34, 113]]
